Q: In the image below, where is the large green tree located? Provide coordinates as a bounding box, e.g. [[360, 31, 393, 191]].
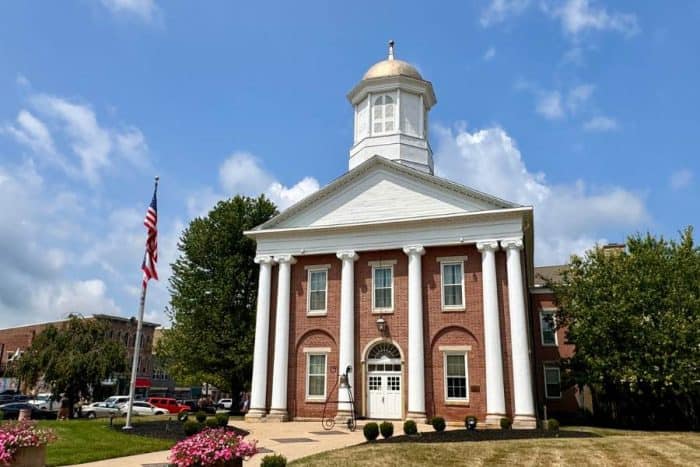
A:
[[11, 316, 127, 403], [156, 195, 277, 395], [551, 227, 700, 428]]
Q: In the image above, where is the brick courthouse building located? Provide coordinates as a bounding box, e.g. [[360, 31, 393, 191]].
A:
[[244, 44, 581, 428]]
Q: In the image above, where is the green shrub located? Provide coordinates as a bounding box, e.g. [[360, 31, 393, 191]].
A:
[[403, 419, 418, 435], [363, 422, 379, 441], [195, 411, 207, 423], [183, 420, 201, 436], [261, 454, 288, 467], [500, 417, 512, 430], [431, 416, 446, 432], [216, 413, 229, 427], [205, 418, 219, 428], [546, 418, 560, 431], [379, 421, 394, 438], [464, 415, 477, 430]]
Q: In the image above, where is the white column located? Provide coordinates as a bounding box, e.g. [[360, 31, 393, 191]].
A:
[[269, 254, 296, 421], [336, 250, 358, 420], [476, 241, 507, 426], [403, 245, 426, 421], [501, 238, 536, 428], [246, 255, 275, 420]]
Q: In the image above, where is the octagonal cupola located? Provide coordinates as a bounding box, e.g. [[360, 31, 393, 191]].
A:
[[347, 41, 437, 174]]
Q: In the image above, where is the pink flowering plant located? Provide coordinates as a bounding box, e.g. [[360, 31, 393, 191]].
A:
[[0, 421, 57, 465], [169, 428, 257, 467]]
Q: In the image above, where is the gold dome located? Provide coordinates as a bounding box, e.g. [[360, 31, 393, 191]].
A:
[[362, 58, 423, 80]]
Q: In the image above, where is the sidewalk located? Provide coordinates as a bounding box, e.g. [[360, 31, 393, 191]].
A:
[[68, 420, 372, 467]]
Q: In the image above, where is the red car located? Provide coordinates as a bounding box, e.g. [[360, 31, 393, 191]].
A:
[[146, 397, 190, 414]]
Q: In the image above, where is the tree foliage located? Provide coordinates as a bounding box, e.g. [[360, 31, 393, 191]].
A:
[[551, 227, 700, 428], [11, 316, 127, 402], [156, 195, 277, 394]]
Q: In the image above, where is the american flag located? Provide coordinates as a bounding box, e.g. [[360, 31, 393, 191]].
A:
[[141, 183, 158, 287]]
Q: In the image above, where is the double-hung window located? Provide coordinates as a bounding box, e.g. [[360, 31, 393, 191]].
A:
[[372, 94, 395, 134], [440, 259, 465, 310], [544, 365, 561, 399], [540, 311, 557, 346], [307, 267, 328, 315], [306, 353, 327, 400], [444, 352, 468, 401], [372, 266, 393, 312]]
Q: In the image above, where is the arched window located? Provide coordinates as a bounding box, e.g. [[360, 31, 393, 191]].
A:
[[367, 342, 401, 372], [372, 94, 395, 134]]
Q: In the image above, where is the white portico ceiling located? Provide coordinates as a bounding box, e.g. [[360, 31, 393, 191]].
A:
[[253, 156, 520, 231]]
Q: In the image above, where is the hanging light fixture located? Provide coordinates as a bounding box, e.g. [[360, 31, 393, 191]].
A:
[[376, 315, 387, 335]]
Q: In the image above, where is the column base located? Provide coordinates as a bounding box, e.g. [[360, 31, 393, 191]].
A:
[[512, 414, 537, 429], [406, 411, 427, 424], [244, 408, 267, 422], [485, 413, 507, 428], [266, 409, 289, 422]]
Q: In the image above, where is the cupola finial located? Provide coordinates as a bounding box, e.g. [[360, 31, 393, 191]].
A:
[[388, 40, 395, 60]]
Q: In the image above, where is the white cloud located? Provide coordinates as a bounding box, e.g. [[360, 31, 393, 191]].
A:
[[100, 0, 160, 23], [566, 84, 595, 113], [542, 0, 639, 38], [669, 169, 693, 191], [434, 124, 648, 264], [483, 47, 496, 61], [480, 0, 531, 27], [28, 280, 120, 321], [583, 115, 618, 132], [535, 91, 565, 120], [3, 110, 56, 155]]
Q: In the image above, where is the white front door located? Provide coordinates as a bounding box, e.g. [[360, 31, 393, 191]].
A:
[[367, 373, 402, 419]]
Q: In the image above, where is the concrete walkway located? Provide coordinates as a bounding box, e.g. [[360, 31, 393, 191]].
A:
[[68, 420, 376, 467]]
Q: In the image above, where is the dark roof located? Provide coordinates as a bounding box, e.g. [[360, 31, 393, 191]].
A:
[[533, 265, 568, 287]]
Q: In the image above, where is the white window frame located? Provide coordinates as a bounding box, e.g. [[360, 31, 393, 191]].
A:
[[306, 266, 329, 316], [443, 351, 469, 402], [305, 352, 328, 401], [372, 264, 394, 313], [540, 310, 558, 346], [440, 259, 466, 311], [371, 93, 396, 135], [544, 365, 562, 399]]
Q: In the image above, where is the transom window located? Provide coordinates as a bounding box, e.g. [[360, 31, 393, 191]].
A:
[[373, 266, 394, 311], [307, 268, 328, 315], [306, 353, 327, 400], [544, 365, 561, 399], [441, 262, 464, 309], [444, 353, 468, 401], [372, 94, 395, 134], [540, 311, 557, 346]]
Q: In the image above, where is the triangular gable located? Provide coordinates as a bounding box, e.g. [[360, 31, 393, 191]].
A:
[[256, 156, 519, 230]]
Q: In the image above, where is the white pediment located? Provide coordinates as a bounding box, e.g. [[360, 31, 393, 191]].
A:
[[259, 157, 518, 230]]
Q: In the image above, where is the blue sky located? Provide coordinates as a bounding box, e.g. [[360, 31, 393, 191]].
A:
[[0, 0, 698, 327]]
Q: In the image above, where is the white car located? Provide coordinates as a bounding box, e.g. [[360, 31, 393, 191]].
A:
[[217, 398, 233, 410], [104, 395, 130, 408], [27, 393, 55, 411], [82, 402, 122, 419], [119, 401, 169, 416]]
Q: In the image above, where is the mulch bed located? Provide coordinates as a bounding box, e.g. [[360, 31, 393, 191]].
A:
[[373, 429, 599, 444], [110, 420, 249, 441]]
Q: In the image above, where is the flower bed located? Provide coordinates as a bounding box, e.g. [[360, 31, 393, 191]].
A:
[[169, 427, 257, 467], [0, 421, 57, 465]]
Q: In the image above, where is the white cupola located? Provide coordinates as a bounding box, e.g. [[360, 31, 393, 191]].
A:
[[347, 41, 437, 174]]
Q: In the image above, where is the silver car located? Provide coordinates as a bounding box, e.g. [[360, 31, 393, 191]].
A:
[[82, 402, 122, 419]]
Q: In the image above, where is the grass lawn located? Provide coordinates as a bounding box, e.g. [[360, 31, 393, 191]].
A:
[[291, 427, 700, 467], [38, 417, 175, 466]]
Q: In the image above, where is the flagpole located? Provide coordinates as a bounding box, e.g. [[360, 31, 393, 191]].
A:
[[123, 176, 159, 430]]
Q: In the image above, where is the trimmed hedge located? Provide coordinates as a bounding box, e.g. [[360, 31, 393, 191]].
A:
[[403, 419, 418, 435], [195, 411, 207, 423], [183, 420, 201, 436], [500, 417, 513, 430], [363, 422, 379, 441], [216, 413, 230, 427], [205, 418, 219, 428], [379, 421, 394, 439], [261, 454, 288, 467], [431, 416, 446, 432], [546, 418, 560, 431], [464, 415, 477, 430]]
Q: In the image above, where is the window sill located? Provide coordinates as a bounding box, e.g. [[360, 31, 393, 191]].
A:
[[307, 312, 328, 317], [545, 395, 562, 400], [541, 343, 558, 347], [372, 309, 394, 314], [441, 307, 466, 313], [305, 398, 327, 404], [445, 400, 470, 406]]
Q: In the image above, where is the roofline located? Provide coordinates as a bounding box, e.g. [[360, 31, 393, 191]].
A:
[[0, 314, 160, 332], [246, 205, 533, 238]]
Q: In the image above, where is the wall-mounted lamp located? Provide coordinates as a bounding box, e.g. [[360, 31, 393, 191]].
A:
[[375, 316, 387, 335]]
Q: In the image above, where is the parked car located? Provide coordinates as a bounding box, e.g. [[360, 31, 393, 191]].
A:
[[178, 399, 216, 414], [27, 393, 56, 411], [0, 402, 54, 420], [119, 401, 168, 416], [216, 398, 233, 410], [0, 394, 28, 404], [103, 395, 130, 408], [82, 402, 121, 419], [147, 397, 189, 414]]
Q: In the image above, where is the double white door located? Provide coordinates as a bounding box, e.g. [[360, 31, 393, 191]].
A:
[[367, 372, 402, 419]]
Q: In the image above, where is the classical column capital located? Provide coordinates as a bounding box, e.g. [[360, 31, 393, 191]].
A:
[[476, 240, 500, 252], [274, 254, 297, 265], [336, 250, 359, 261], [254, 255, 276, 265], [403, 245, 425, 256], [500, 238, 524, 250]]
